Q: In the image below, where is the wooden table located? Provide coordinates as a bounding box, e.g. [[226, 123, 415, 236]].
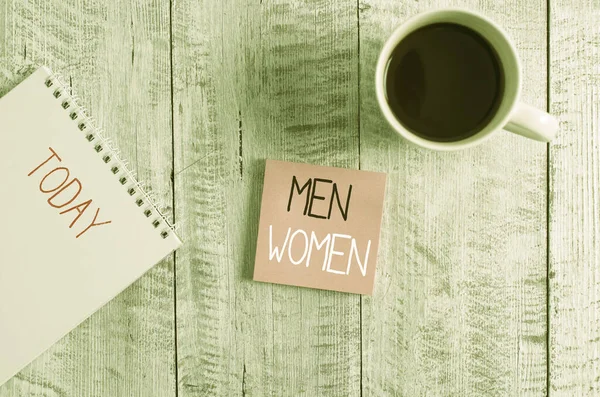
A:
[[0, 0, 597, 396]]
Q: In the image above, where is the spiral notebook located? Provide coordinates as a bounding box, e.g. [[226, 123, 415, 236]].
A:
[[0, 67, 182, 386]]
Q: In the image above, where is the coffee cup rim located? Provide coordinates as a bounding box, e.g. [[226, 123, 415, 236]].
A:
[[375, 8, 522, 151]]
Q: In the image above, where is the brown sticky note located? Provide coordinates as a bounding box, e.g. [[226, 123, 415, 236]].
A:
[[253, 159, 387, 295]]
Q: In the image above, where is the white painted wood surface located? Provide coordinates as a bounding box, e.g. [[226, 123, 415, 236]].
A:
[[0, 0, 598, 395], [172, 0, 361, 395], [359, 0, 548, 395], [550, 0, 600, 395]]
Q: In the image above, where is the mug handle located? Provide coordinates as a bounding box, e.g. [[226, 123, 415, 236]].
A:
[[504, 102, 559, 142]]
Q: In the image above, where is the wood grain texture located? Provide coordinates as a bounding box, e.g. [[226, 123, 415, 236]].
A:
[[549, 1, 600, 395], [2, 0, 590, 394], [0, 1, 176, 396], [359, 1, 548, 395], [172, 0, 361, 395]]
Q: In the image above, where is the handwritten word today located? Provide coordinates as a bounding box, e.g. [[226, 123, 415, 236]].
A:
[[28, 147, 112, 239]]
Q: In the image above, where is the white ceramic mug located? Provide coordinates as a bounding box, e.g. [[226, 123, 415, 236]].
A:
[[375, 8, 558, 151]]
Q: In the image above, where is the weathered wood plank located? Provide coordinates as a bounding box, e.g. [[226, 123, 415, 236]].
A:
[[549, 1, 600, 395], [359, 1, 548, 395], [172, 0, 360, 395], [0, 1, 176, 396]]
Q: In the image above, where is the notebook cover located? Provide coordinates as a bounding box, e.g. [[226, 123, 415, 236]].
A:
[[0, 67, 182, 386]]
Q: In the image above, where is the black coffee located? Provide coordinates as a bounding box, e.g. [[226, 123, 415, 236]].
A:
[[384, 23, 504, 142]]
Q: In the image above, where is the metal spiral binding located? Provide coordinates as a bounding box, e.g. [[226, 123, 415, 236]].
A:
[[43, 72, 175, 240]]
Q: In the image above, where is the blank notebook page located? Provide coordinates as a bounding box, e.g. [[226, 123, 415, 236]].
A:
[[0, 67, 182, 386]]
